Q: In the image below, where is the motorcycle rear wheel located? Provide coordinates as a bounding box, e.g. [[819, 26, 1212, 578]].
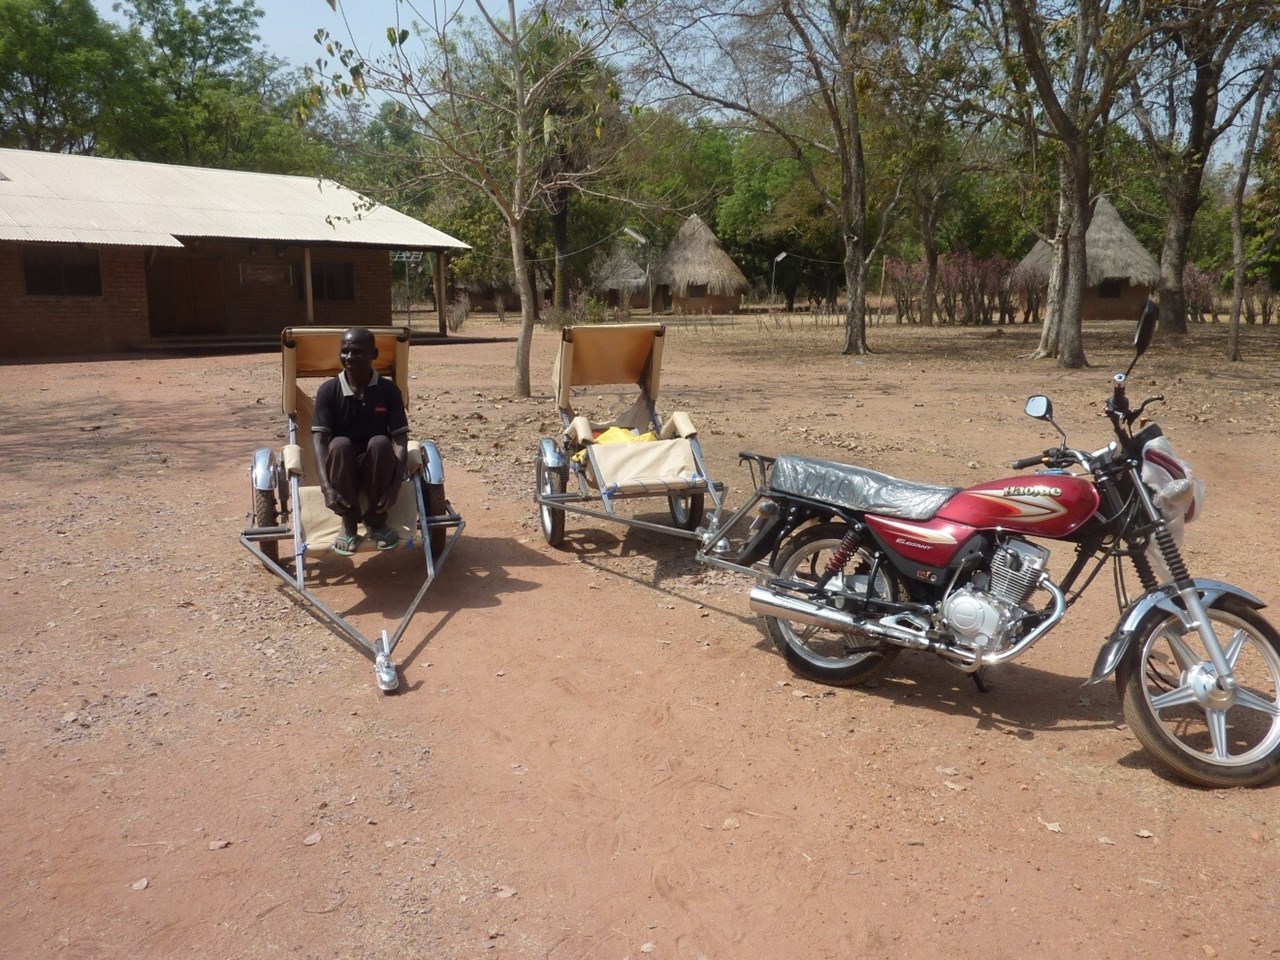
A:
[[1117, 597, 1280, 788], [765, 522, 901, 686]]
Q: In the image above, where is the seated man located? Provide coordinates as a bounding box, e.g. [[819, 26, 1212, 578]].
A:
[[312, 327, 409, 555]]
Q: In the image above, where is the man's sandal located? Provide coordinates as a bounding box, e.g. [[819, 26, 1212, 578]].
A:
[[371, 527, 400, 551], [333, 532, 363, 556]]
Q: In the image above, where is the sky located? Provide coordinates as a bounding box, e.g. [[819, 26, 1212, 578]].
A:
[[90, 0, 422, 73]]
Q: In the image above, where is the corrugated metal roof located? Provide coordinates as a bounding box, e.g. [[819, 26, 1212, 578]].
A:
[[0, 148, 470, 251]]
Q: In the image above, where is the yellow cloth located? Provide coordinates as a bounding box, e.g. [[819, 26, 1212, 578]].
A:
[[572, 427, 657, 463]]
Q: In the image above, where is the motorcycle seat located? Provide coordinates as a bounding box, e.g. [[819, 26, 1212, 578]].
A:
[[769, 454, 960, 521]]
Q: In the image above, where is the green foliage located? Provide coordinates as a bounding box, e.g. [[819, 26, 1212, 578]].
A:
[[1248, 112, 1280, 286], [0, 0, 145, 152], [104, 0, 332, 172]]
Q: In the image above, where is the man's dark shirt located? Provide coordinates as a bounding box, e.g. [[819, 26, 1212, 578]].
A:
[[313, 370, 410, 448]]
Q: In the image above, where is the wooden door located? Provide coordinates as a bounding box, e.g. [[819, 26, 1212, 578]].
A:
[[148, 256, 225, 336]]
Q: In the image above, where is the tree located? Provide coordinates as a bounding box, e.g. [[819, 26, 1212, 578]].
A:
[[318, 0, 634, 397], [619, 0, 908, 355], [112, 0, 330, 172], [0, 0, 144, 152], [1127, 0, 1280, 335], [1228, 58, 1277, 360], [962, 0, 1167, 366]]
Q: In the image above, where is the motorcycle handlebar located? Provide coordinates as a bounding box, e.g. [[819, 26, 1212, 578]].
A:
[[1112, 373, 1128, 408], [1011, 453, 1049, 470]]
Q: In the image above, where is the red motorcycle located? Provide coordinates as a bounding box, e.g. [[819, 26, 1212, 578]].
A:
[[728, 303, 1280, 787]]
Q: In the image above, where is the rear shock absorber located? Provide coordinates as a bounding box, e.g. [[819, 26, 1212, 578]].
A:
[[822, 526, 861, 579]]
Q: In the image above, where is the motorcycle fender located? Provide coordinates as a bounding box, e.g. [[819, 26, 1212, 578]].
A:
[[252, 447, 276, 491], [1087, 579, 1267, 684], [420, 440, 446, 485], [734, 510, 789, 567], [730, 495, 836, 567], [537, 437, 566, 472]]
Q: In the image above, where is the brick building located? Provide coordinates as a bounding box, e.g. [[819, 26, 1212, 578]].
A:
[[0, 149, 469, 359]]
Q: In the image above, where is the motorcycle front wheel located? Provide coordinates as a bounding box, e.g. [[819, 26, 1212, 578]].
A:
[[1117, 596, 1280, 788], [765, 522, 901, 687]]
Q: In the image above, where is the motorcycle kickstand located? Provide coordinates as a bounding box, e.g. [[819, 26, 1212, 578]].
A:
[[970, 669, 990, 693]]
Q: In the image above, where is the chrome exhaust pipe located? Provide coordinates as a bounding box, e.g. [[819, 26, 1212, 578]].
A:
[[748, 586, 932, 651]]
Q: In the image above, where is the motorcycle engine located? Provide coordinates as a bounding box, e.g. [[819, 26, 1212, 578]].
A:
[[941, 539, 1051, 652]]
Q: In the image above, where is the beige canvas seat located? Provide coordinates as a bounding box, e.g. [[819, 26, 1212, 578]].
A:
[[534, 322, 725, 547], [240, 326, 463, 692]]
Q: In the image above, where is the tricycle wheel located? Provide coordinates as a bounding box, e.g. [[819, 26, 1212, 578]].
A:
[[421, 479, 448, 559], [668, 492, 705, 531], [253, 487, 279, 563], [538, 460, 566, 547]]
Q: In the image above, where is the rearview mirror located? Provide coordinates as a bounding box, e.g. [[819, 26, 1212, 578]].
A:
[[1025, 395, 1053, 421], [1134, 299, 1157, 358]]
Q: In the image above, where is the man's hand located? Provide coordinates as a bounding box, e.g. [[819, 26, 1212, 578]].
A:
[[322, 483, 350, 513]]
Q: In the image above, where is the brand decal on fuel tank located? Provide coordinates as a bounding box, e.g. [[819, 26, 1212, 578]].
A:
[[1002, 484, 1063, 497], [971, 492, 1068, 522]]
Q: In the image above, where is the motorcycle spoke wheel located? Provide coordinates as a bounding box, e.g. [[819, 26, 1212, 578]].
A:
[[765, 522, 900, 687], [1118, 597, 1280, 787]]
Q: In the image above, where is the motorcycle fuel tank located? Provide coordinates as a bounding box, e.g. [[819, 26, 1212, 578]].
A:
[[936, 472, 1100, 538]]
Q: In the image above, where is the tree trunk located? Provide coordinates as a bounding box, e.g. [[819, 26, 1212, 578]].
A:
[[1158, 180, 1197, 335], [1056, 158, 1090, 369], [1225, 62, 1274, 361], [1059, 216, 1088, 368], [1032, 235, 1066, 359], [510, 217, 536, 398], [919, 199, 940, 326], [552, 187, 570, 313], [841, 235, 869, 354]]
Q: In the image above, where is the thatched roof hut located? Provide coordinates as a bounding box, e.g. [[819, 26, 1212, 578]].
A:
[[652, 214, 750, 315], [594, 250, 647, 293], [1013, 197, 1160, 321], [592, 248, 649, 310]]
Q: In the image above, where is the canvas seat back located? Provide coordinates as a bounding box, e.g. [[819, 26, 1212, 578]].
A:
[[552, 323, 704, 495]]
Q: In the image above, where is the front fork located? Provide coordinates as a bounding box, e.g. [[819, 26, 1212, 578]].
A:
[[1090, 466, 1254, 685]]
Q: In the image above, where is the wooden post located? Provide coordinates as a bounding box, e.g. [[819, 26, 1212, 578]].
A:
[[303, 247, 315, 325], [435, 250, 448, 336]]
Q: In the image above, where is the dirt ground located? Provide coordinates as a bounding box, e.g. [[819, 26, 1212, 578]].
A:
[[3, 315, 1280, 960]]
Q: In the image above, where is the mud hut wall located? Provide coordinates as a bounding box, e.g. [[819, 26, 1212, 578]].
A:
[[0, 242, 149, 358], [1017, 282, 1152, 323], [1080, 284, 1151, 322], [671, 292, 741, 315]]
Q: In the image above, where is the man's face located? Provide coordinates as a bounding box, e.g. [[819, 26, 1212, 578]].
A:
[[339, 331, 376, 378]]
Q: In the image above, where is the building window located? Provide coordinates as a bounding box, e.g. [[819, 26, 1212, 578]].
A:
[[1098, 278, 1124, 299], [310, 261, 355, 301], [687, 283, 708, 299], [23, 246, 102, 296]]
